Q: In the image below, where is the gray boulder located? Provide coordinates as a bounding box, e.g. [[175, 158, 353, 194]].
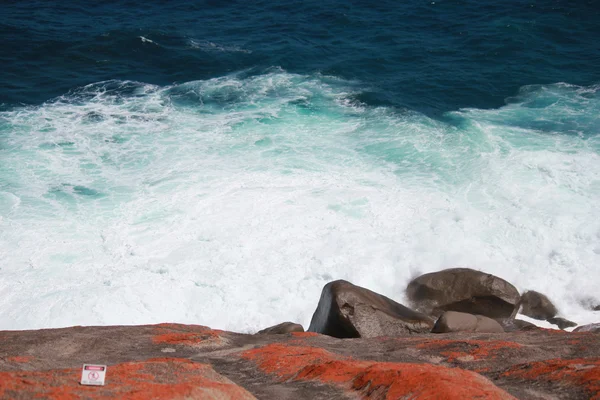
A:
[[256, 322, 304, 335], [406, 268, 520, 319], [520, 290, 558, 320], [547, 317, 577, 330], [432, 311, 504, 333], [308, 280, 434, 338], [573, 323, 600, 333]]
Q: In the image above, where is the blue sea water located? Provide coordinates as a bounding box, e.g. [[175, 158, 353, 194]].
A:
[[0, 1, 599, 330]]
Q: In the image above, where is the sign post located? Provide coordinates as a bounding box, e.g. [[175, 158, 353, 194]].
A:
[[80, 364, 107, 386]]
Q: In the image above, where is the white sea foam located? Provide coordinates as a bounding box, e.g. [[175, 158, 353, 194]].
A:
[[139, 36, 158, 45], [0, 72, 598, 332]]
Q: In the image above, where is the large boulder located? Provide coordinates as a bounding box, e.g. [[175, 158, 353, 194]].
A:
[[308, 280, 434, 338], [520, 291, 557, 320], [432, 311, 504, 333], [573, 323, 600, 333], [256, 322, 304, 335], [406, 268, 520, 319]]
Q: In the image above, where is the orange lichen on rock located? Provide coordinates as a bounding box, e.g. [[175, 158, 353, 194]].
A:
[[0, 358, 256, 400], [241, 344, 515, 399], [152, 324, 222, 346], [416, 339, 523, 362], [502, 358, 600, 399]]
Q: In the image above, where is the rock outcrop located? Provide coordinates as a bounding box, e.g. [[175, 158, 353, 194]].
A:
[[519, 290, 558, 320], [1, 323, 600, 399], [256, 322, 304, 335], [406, 268, 521, 319], [307, 280, 434, 338], [432, 311, 504, 333]]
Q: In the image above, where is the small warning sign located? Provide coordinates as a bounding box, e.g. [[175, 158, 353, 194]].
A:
[[80, 364, 107, 386]]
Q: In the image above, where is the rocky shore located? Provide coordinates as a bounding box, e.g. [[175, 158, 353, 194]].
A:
[[1, 268, 599, 399]]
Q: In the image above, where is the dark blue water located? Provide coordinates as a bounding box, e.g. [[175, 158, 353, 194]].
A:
[[2, 0, 599, 114]]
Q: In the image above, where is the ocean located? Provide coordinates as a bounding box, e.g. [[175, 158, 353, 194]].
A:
[[1, 0, 599, 331]]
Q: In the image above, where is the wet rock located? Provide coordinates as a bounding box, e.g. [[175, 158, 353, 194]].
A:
[[308, 280, 434, 338], [573, 323, 600, 333], [406, 268, 520, 319], [256, 322, 304, 335], [547, 317, 577, 330], [432, 311, 504, 333], [520, 290, 557, 320]]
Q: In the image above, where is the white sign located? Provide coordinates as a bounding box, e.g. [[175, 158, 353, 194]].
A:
[[80, 364, 107, 386]]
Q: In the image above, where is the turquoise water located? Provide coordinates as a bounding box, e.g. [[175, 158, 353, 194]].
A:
[[1, 74, 599, 330]]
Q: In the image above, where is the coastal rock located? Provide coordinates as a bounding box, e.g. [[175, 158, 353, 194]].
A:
[[520, 290, 557, 320], [547, 317, 577, 330], [573, 323, 600, 333], [406, 268, 520, 319], [256, 322, 304, 335], [2, 323, 600, 399], [308, 280, 434, 338], [432, 311, 504, 333]]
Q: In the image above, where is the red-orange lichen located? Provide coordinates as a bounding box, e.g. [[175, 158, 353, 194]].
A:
[[0, 358, 255, 400], [241, 344, 515, 399], [502, 358, 600, 399], [415, 339, 523, 362], [152, 325, 222, 346]]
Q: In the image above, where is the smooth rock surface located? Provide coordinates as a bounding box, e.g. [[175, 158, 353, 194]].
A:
[[520, 290, 558, 320], [432, 311, 504, 333], [406, 268, 521, 319], [308, 280, 434, 338], [256, 322, 304, 335]]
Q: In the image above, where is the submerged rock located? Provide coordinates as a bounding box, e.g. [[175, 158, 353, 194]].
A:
[[256, 322, 304, 335], [308, 280, 434, 338], [432, 311, 504, 333], [547, 317, 577, 330], [406, 268, 520, 319], [520, 290, 558, 320]]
